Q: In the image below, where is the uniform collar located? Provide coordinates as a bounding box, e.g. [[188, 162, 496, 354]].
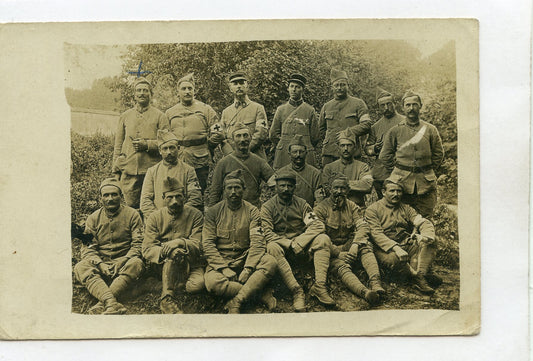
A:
[[136, 103, 150, 113], [104, 205, 123, 218], [234, 96, 250, 109], [276, 195, 293, 207], [288, 98, 303, 107]]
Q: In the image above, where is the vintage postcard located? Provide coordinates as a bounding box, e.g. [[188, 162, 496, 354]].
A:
[[0, 18, 479, 339]]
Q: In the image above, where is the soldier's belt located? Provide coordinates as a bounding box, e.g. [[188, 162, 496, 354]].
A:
[[178, 137, 207, 147], [395, 163, 432, 173]]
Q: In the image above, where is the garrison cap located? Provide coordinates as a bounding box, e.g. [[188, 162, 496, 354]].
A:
[[157, 129, 179, 147], [99, 177, 123, 194], [162, 176, 184, 195], [330, 173, 349, 187], [224, 169, 245, 187], [330, 69, 348, 84], [177, 73, 195, 87], [134, 77, 152, 89], [383, 174, 404, 191], [288, 134, 307, 150], [337, 129, 356, 145], [275, 169, 297, 184], [376, 89, 393, 103], [228, 71, 248, 82], [232, 121, 250, 134], [288, 73, 307, 87], [401, 90, 422, 105]]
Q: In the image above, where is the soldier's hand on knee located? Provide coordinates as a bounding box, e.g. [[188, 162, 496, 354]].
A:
[[113, 257, 129, 273], [222, 267, 237, 280], [291, 241, 304, 255], [98, 263, 113, 277], [392, 245, 409, 262], [238, 267, 252, 284]]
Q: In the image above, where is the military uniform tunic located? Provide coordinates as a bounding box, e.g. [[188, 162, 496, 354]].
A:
[[267, 164, 323, 207], [318, 95, 372, 159], [221, 96, 269, 159], [165, 100, 220, 169], [140, 159, 203, 219], [322, 159, 373, 208], [208, 152, 274, 207], [269, 100, 320, 169]]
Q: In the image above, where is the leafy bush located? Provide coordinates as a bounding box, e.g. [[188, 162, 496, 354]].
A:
[[433, 203, 459, 269], [71, 131, 114, 223]]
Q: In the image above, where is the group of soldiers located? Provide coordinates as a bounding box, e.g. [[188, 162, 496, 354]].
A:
[[74, 68, 445, 315]]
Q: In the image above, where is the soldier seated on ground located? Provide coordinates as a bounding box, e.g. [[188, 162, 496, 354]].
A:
[[142, 177, 205, 314], [314, 174, 384, 305], [365, 176, 442, 295], [262, 169, 335, 312], [203, 170, 277, 313], [74, 178, 144, 315]]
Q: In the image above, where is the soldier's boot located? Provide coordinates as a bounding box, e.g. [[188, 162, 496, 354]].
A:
[[160, 295, 182, 314], [338, 264, 379, 306], [413, 244, 436, 295], [161, 260, 180, 299], [260, 288, 277, 311], [223, 281, 243, 299], [310, 249, 335, 306], [360, 251, 385, 296], [292, 287, 306, 313], [109, 275, 133, 301], [85, 276, 126, 314], [276, 257, 305, 311], [224, 271, 271, 314]]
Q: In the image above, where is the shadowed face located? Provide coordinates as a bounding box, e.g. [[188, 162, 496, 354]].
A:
[[224, 181, 244, 204], [164, 190, 185, 214], [403, 96, 422, 121], [289, 144, 307, 168], [232, 129, 251, 154], [332, 79, 348, 99], [288, 82, 303, 101], [331, 179, 348, 205], [178, 81, 195, 105], [276, 179, 296, 201], [101, 185, 122, 213], [135, 83, 151, 107], [159, 141, 179, 164], [378, 97, 395, 118], [229, 79, 248, 98], [383, 182, 403, 205], [339, 139, 356, 160]]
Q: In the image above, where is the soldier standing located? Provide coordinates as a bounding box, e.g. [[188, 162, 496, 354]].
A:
[[379, 91, 444, 218], [142, 177, 205, 313], [319, 69, 372, 166], [165, 73, 224, 193], [220, 71, 269, 159], [203, 170, 278, 313], [269, 73, 320, 169], [365, 90, 405, 198], [112, 77, 169, 209]]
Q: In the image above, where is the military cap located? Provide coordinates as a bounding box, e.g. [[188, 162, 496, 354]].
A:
[[134, 77, 152, 89], [288, 73, 307, 87], [337, 129, 356, 145], [330, 69, 348, 84], [401, 90, 422, 105], [288, 134, 307, 150], [228, 71, 248, 82], [177, 73, 195, 87], [224, 169, 245, 187], [376, 89, 393, 103], [330, 173, 349, 187], [157, 129, 179, 147], [162, 176, 184, 195], [232, 121, 250, 134], [383, 174, 404, 191], [99, 177, 123, 194], [275, 169, 297, 184]]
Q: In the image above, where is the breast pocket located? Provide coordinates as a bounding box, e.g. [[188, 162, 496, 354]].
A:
[[216, 228, 230, 240]]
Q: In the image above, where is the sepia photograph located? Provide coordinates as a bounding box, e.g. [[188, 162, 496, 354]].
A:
[[68, 39, 460, 315]]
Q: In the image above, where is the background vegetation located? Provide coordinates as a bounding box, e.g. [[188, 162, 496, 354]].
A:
[[70, 40, 459, 313]]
